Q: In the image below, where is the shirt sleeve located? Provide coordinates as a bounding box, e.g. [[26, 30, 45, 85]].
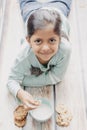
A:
[[7, 71, 24, 99], [7, 56, 28, 99]]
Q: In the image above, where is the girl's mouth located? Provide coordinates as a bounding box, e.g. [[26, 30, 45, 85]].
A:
[[39, 52, 52, 55]]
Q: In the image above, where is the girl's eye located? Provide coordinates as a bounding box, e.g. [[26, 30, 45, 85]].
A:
[[34, 39, 42, 45], [49, 39, 56, 44]]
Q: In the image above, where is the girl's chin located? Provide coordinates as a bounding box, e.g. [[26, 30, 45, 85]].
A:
[[37, 55, 53, 64], [38, 58, 51, 64]]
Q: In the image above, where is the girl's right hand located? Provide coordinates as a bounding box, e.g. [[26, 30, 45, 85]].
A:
[[17, 89, 40, 111]]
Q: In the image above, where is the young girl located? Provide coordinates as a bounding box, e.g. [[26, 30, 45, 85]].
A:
[[7, 0, 72, 111]]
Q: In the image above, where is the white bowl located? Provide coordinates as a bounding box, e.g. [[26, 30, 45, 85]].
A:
[[30, 98, 53, 122]]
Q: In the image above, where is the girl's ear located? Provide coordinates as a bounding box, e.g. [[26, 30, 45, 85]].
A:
[[26, 36, 32, 46], [26, 36, 30, 43]]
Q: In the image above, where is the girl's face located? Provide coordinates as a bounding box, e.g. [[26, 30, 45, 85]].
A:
[[27, 25, 60, 64]]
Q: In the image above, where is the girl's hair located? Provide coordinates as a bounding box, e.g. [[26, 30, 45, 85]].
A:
[[27, 9, 62, 37]]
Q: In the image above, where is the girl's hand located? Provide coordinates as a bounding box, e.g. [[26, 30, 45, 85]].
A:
[[17, 89, 40, 111]]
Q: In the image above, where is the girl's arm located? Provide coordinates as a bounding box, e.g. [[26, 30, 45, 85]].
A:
[[7, 57, 40, 110]]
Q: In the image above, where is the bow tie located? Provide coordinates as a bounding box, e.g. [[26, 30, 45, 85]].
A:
[[30, 65, 54, 76], [30, 65, 43, 76]]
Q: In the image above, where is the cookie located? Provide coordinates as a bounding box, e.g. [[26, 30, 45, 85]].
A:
[[14, 118, 26, 127], [56, 104, 68, 114], [14, 105, 28, 127], [14, 105, 28, 120], [56, 104, 73, 127]]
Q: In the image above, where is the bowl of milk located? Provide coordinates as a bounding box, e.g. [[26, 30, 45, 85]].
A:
[[30, 98, 53, 122]]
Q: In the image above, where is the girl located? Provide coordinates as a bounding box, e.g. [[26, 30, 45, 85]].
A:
[[7, 0, 72, 110]]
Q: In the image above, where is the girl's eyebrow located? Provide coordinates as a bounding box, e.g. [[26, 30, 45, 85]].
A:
[[34, 38, 42, 40], [50, 36, 57, 38], [49, 36, 58, 39]]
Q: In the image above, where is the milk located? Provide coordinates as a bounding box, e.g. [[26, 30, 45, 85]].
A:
[[31, 103, 53, 121]]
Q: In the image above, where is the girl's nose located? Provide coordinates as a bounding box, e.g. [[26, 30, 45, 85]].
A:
[[42, 44, 50, 51]]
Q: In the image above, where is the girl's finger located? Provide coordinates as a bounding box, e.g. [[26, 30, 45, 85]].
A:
[[28, 99, 41, 106], [24, 102, 38, 111]]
